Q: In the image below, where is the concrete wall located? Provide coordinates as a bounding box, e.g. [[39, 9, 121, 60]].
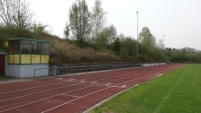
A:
[[6, 64, 49, 78]]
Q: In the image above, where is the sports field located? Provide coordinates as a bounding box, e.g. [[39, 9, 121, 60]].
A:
[[89, 64, 201, 113]]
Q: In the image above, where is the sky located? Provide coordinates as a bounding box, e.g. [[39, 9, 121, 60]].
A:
[[28, 0, 201, 50]]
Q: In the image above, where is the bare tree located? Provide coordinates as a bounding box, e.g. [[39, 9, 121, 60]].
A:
[[0, 0, 32, 28]]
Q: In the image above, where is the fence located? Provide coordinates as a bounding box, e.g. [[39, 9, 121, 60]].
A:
[[33, 62, 166, 80]]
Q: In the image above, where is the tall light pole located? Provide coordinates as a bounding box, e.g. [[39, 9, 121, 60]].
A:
[[163, 34, 165, 61], [136, 11, 139, 62]]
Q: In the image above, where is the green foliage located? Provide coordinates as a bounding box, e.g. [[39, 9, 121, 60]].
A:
[[119, 37, 137, 57], [69, 0, 91, 45], [94, 25, 117, 49], [165, 47, 201, 63], [0, 26, 36, 41], [32, 22, 48, 35], [91, 0, 106, 40], [112, 38, 121, 53]]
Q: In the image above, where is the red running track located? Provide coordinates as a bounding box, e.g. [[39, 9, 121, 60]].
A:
[[0, 64, 184, 113]]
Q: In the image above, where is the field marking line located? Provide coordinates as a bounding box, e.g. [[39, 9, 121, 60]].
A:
[[0, 80, 71, 95], [154, 66, 190, 113], [88, 67, 166, 87], [41, 87, 113, 113], [0, 85, 93, 113], [0, 83, 87, 103], [121, 85, 127, 88], [84, 64, 183, 113], [81, 65, 177, 89], [116, 66, 178, 86], [60, 94, 80, 98]]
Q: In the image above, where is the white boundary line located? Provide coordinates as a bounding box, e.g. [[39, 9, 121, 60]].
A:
[[154, 66, 190, 113], [41, 87, 113, 113], [83, 65, 183, 113], [83, 73, 166, 113], [0, 83, 86, 103], [0, 80, 69, 95], [0, 85, 93, 113]]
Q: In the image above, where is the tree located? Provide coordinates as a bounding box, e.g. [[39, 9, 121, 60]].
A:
[[119, 37, 137, 57], [32, 22, 48, 35], [69, 0, 91, 45], [107, 25, 117, 45], [64, 21, 70, 39], [91, 0, 106, 41], [0, 0, 32, 29], [95, 24, 117, 48], [139, 27, 156, 60], [113, 38, 121, 53]]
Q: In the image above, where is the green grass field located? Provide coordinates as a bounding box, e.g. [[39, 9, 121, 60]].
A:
[[89, 64, 201, 113]]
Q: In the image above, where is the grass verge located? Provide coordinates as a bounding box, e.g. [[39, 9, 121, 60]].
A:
[[89, 64, 201, 113]]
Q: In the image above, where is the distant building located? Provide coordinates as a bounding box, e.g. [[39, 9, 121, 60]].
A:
[[0, 38, 50, 78]]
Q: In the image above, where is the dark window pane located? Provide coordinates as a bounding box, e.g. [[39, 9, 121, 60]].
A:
[[32, 41, 38, 54], [41, 43, 49, 55], [21, 40, 31, 54], [14, 40, 20, 54], [8, 40, 19, 54]]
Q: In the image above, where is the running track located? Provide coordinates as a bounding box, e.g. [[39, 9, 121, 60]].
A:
[[0, 64, 184, 113]]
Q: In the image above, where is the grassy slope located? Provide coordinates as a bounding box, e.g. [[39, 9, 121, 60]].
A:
[[89, 64, 201, 113], [41, 36, 123, 64]]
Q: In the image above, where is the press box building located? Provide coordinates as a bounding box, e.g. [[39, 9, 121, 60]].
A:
[[0, 38, 50, 78]]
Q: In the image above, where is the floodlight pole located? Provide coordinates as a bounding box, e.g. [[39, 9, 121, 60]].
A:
[[136, 11, 139, 62], [163, 34, 165, 61]]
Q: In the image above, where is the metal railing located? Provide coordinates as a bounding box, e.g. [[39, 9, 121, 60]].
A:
[[33, 67, 58, 80], [33, 62, 166, 80]]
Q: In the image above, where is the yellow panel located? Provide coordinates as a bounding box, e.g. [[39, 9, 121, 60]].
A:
[[13, 55, 19, 64], [21, 55, 31, 64], [8, 55, 13, 64], [41, 55, 49, 64], [3, 41, 8, 48], [32, 55, 40, 64]]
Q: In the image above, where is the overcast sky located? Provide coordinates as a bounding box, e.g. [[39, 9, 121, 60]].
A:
[[28, 0, 201, 50]]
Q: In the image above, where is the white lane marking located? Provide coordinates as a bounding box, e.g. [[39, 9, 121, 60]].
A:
[[66, 78, 75, 81], [80, 80, 85, 83], [83, 65, 182, 113], [41, 87, 112, 113], [90, 81, 98, 84], [157, 74, 163, 77], [135, 84, 139, 86], [0, 85, 92, 113], [154, 66, 190, 113], [116, 66, 178, 86], [105, 83, 113, 86], [0, 81, 69, 95], [0, 83, 82, 103], [60, 94, 80, 98], [56, 78, 63, 80], [121, 85, 127, 88]]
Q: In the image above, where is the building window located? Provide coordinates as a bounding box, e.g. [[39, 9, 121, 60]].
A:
[[32, 41, 39, 54], [21, 40, 31, 54], [8, 40, 20, 54], [40, 43, 49, 55]]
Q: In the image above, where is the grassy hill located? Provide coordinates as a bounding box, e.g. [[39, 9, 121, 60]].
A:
[[41, 35, 124, 65], [0, 27, 136, 65]]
